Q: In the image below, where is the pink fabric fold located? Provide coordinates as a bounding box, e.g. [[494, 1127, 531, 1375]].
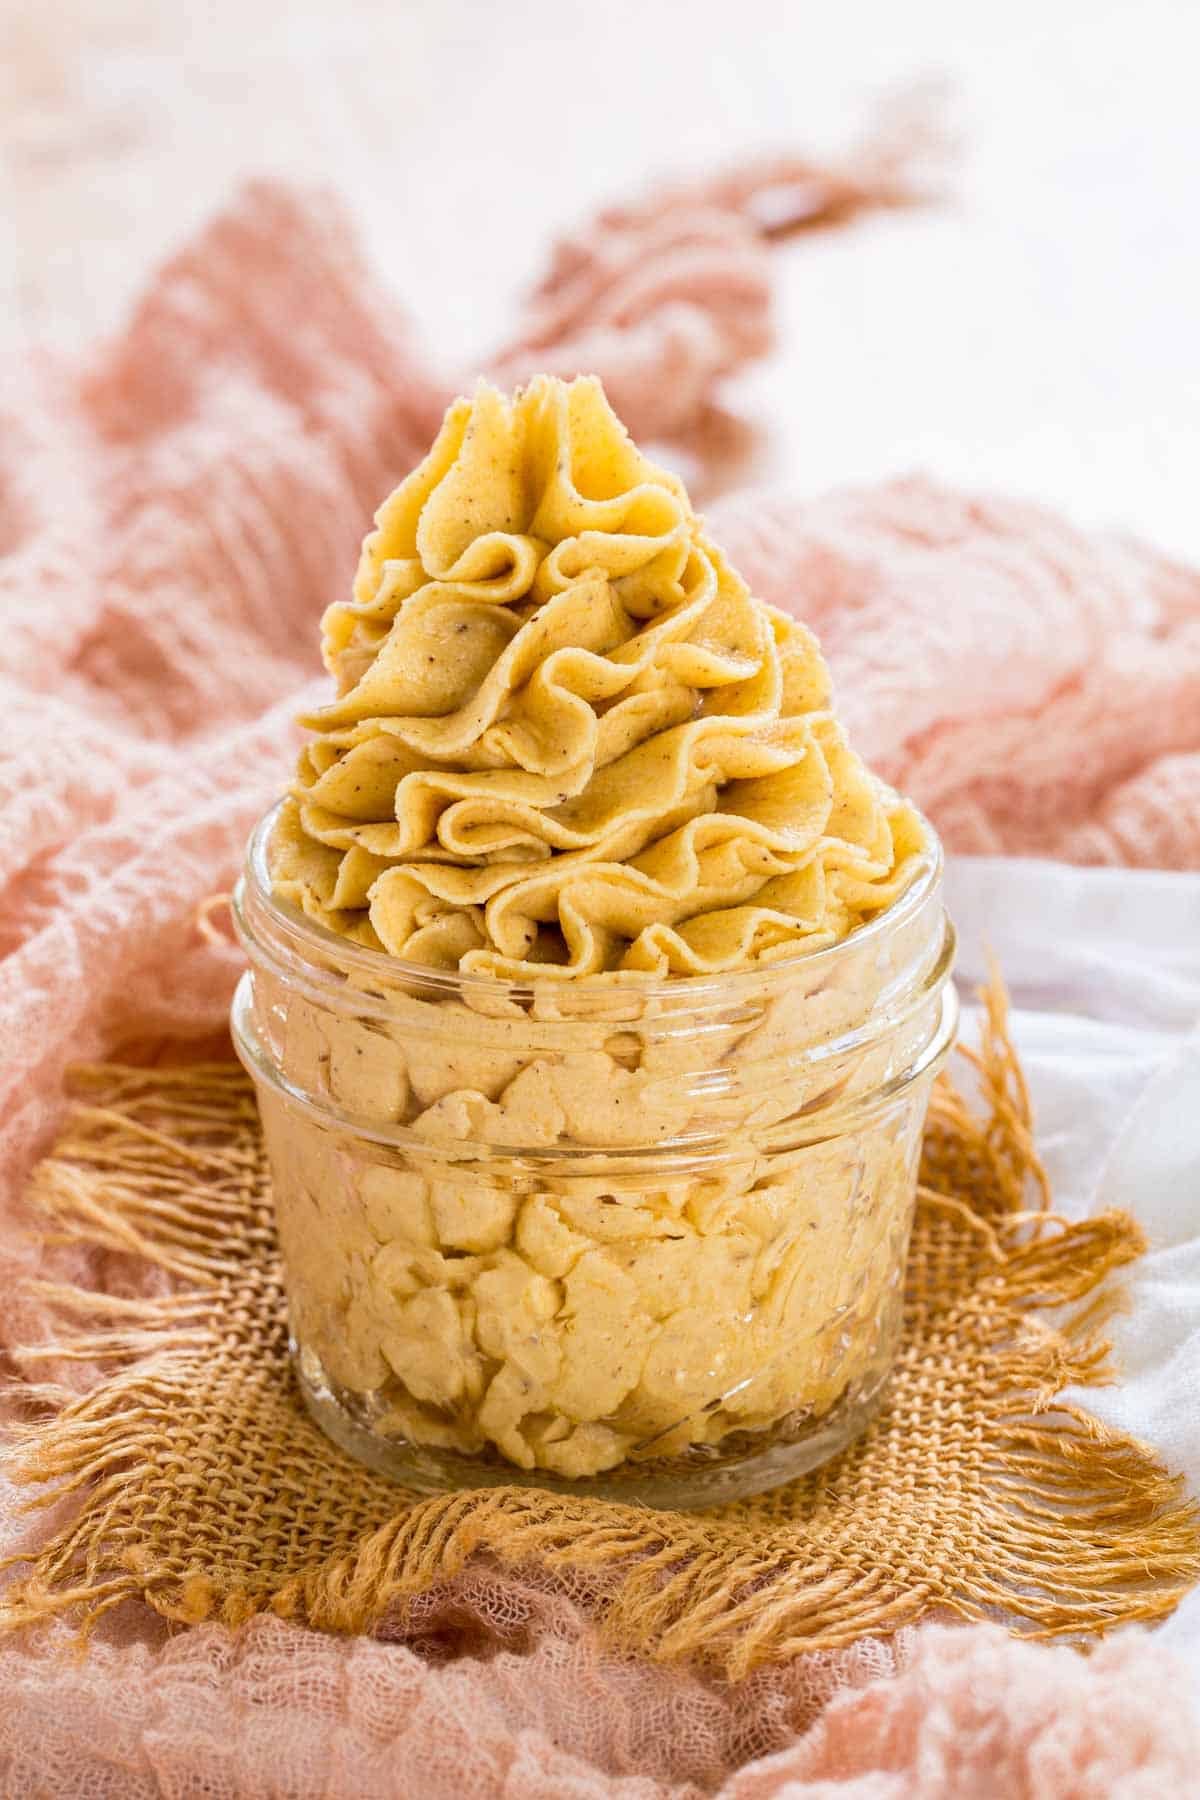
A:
[[1, 1601, 1193, 1798], [3, 170, 1199, 1796], [716, 481, 1200, 866]]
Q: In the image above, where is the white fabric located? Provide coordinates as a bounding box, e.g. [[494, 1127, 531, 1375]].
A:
[[947, 853, 1200, 1704]]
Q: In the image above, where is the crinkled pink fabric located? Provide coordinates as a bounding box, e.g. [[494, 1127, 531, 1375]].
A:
[[3, 173, 1200, 1796], [1, 1603, 1194, 1798], [715, 482, 1200, 867]]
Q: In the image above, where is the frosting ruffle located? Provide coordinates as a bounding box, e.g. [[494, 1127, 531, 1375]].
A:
[[271, 376, 926, 977]]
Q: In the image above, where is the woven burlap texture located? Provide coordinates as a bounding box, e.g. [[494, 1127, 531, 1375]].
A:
[[3, 984, 1198, 1679]]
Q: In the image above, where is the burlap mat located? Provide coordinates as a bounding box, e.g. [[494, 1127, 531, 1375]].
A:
[[3, 984, 1198, 1678]]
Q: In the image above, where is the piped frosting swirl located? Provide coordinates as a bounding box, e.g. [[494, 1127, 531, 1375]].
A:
[[270, 376, 926, 978]]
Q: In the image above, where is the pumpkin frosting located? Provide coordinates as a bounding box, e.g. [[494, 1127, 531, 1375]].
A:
[[270, 375, 925, 977]]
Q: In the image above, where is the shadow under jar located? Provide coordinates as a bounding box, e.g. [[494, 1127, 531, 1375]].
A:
[[231, 804, 958, 1509]]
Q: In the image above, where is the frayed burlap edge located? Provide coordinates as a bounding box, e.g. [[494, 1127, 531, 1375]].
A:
[[2, 980, 1199, 1679]]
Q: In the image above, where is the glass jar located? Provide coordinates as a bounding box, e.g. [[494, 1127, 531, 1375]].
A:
[[231, 804, 957, 1508]]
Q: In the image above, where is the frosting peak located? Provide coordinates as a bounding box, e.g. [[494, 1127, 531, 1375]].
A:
[[270, 376, 925, 978]]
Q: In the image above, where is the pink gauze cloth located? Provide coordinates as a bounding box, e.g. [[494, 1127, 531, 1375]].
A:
[[2, 167, 1200, 1799]]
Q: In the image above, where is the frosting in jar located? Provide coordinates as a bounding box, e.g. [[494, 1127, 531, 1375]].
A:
[[260, 377, 938, 1481]]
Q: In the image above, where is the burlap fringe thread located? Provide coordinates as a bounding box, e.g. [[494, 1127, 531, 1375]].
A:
[[2, 981, 1198, 1678]]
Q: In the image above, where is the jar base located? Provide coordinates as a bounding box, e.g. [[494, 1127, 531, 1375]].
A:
[[293, 1341, 890, 1510]]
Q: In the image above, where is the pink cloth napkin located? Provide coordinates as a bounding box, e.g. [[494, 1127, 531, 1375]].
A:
[[3, 165, 1200, 1797]]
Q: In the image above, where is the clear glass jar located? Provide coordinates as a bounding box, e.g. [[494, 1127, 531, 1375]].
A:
[[231, 804, 957, 1508]]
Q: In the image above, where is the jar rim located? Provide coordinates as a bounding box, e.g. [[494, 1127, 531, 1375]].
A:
[[238, 799, 945, 1007]]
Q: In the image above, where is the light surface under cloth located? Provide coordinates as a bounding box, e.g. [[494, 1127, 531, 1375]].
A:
[[948, 855, 1200, 1709]]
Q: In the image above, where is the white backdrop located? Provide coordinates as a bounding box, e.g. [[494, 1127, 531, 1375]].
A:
[[2, 0, 1199, 558]]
